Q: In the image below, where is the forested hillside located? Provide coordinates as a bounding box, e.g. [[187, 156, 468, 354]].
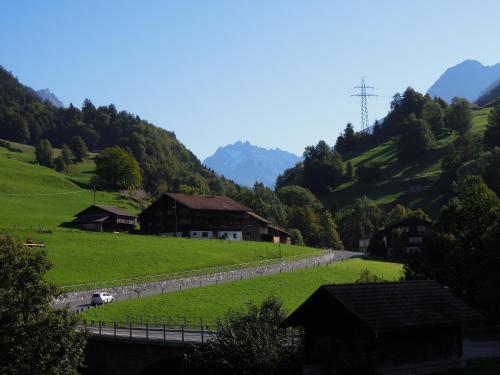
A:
[[277, 88, 500, 250], [0, 66, 234, 195]]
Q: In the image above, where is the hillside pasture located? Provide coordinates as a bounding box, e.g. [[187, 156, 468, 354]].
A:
[[326, 109, 491, 217], [0, 142, 318, 288]]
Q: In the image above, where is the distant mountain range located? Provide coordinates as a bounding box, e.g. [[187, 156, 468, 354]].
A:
[[203, 141, 302, 188], [427, 59, 500, 103], [36, 88, 64, 107]]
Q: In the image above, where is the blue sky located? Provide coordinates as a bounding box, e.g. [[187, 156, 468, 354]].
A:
[[2, 1, 500, 159]]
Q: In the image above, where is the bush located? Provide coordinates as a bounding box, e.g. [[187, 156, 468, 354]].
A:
[[35, 138, 53, 167], [186, 295, 302, 375], [356, 164, 381, 183]]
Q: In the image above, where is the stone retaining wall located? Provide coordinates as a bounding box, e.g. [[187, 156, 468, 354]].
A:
[[56, 251, 337, 305]]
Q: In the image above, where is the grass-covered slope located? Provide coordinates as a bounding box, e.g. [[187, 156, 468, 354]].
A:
[[81, 258, 403, 324], [0, 142, 317, 287], [327, 108, 491, 217]]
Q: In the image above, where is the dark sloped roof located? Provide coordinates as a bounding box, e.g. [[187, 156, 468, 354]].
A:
[[95, 205, 137, 218], [74, 205, 137, 218], [283, 281, 482, 332], [73, 214, 109, 224], [166, 193, 252, 212], [247, 211, 271, 224]]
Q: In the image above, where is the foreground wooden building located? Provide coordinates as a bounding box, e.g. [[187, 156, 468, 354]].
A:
[[139, 193, 291, 243], [72, 205, 137, 232], [281, 281, 482, 375]]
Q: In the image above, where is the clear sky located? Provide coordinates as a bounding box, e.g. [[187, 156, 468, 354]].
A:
[[2, 1, 500, 159]]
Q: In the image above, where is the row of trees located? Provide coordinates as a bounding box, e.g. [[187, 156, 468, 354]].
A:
[[224, 182, 342, 249], [35, 136, 88, 172], [334, 88, 474, 162]]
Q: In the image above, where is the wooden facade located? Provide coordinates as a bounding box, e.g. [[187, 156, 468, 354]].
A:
[[139, 193, 291, 243], [281, 281, 482, 375], [378, 216, 431, 255], [72, 205, 137, 232]]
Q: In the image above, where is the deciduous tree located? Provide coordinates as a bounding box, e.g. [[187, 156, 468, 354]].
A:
[[94, 146, 142, 190], [0, 235, 86, 374]]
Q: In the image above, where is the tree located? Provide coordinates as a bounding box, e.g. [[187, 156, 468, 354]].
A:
[[94, 146, 142, 190], [445, 97, 473, 135], [345, 161, 354, 181], [288, 228, 304, 246], [277, 186, 342, 249], [404, 176, 500, 315], [484, 106, 500, 149], [303, 141, 345, 195], [69, 136, 88, 162], [187, 295, 301, 375], [397, 114, 435, 161], [35, 138, 53, 167], [60, 143, 74, 165], [422, 100, 445, 135], [0, 235, 86, 374], [335, 123, 357, 154], [338, 196, 383, 251], [356, 164, 381, 183]]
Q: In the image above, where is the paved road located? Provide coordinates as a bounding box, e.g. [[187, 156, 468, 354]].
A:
[[58, 250, 362, 312]]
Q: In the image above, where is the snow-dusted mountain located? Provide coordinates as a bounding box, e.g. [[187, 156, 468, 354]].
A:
[[203, 141, 302, 188], [427, 59, 500, 103]]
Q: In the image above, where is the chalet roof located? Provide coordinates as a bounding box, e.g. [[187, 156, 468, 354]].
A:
[[282, 280, 482, 333], [247, 211, 271, 224], [166, 193, 252, 212], [268, 224, 293, 237], [73, 214, 109, 224], [74, 205, 137, 219]]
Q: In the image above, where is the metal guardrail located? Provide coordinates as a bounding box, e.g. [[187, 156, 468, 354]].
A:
[[81, 320, 217, 344], [80, 320, 301, 346], [61, 250, 330, 292]]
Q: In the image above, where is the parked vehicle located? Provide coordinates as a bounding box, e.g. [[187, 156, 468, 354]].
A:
[[91, 292, 114, 305]]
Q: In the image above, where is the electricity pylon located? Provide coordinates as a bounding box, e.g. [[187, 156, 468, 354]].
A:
[[351, 77, 377, 132]]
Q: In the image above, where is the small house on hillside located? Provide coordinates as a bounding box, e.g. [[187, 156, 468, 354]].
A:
[[375, 216, 431, 256], [281, 281, 482, 375], [139, 193, 292, 243], [72, 205, 137, 232]]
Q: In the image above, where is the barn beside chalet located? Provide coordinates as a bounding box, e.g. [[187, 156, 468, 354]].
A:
[[281, 281, 482, 374], [139, 193, 291, 243], [72, 205, 137, 232]]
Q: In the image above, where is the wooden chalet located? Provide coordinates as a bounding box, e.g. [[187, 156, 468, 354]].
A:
[[281, 281, 482, 375], [377, 216, 431, 255], [138, 193, 292, 243], [72, 205, 137, 232]]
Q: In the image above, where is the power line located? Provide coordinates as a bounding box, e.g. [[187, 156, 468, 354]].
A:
[[351, 77, 377, 132]]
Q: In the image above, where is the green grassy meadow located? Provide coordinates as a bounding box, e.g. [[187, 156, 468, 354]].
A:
[[81, 258, 403, 324], [0, 141, 317, 288], [326, 108, 491, 217]]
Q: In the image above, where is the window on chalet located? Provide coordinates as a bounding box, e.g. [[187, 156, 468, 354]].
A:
[[154, 210, 163, 217], [232, 233, 237, 239], [417, 225, 426, 232], [408, 236, 423, 244], [400, 226, 410, 233], [202, 232, 208, 238]]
